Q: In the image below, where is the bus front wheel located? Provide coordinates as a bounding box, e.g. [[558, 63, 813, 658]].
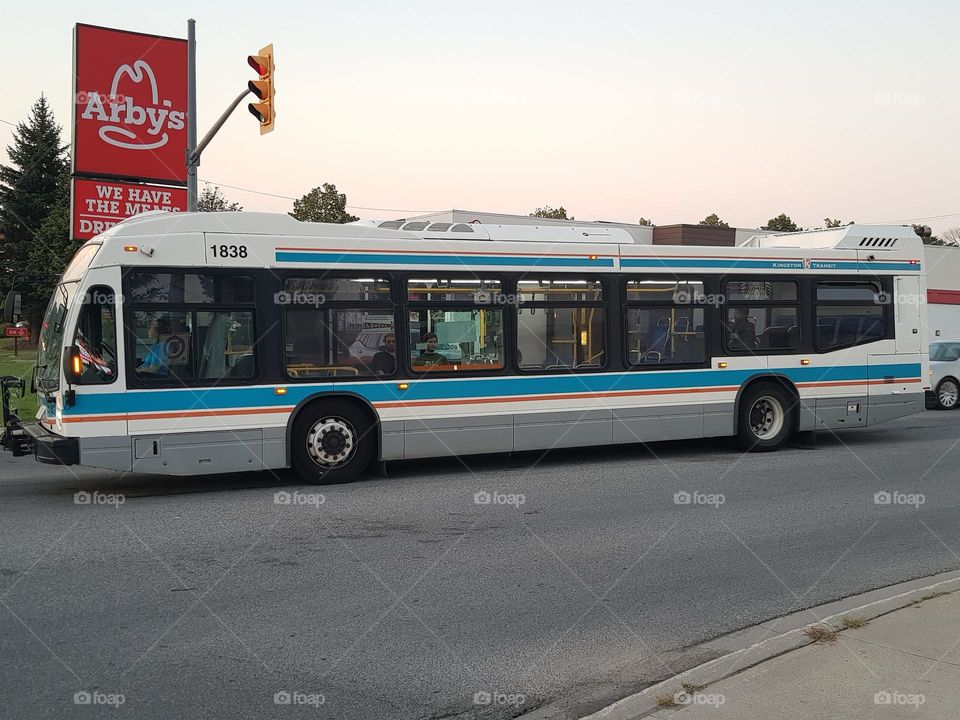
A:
[[736, 383, 795, 452], [291, 400, 375, 484]]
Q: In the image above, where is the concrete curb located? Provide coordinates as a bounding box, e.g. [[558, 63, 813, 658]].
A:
[[516, 568, 960, 720]]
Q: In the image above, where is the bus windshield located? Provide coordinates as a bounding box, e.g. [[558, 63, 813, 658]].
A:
[[36, 282, 79, 392]]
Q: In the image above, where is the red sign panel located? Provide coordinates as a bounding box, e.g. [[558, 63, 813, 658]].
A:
[[4, 327, 29, 338], [71, 178, 187, 240], [73, 24, 188, 184]]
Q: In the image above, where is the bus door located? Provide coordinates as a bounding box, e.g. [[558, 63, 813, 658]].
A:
[[867, 275, 923, 424], [62, 267, 128, 444]]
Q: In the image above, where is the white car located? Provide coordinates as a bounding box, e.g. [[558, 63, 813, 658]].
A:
[[928, 341, 960, 410]]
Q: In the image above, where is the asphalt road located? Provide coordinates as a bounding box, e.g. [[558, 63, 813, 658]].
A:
[[2, 410, 960, 719]]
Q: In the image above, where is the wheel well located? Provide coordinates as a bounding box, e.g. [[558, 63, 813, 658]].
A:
[[936, 376, 959, 389], [285, 392, 381, 467], [734, 375, 801, 434]]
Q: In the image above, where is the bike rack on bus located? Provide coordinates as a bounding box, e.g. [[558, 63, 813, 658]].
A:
[[0, 376, 33, 456]]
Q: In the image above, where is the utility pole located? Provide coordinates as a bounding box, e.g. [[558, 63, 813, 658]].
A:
[[186, 18, 198, 211]]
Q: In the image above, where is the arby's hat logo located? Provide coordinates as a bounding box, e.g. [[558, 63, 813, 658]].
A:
[[80, 59, 186, 151]]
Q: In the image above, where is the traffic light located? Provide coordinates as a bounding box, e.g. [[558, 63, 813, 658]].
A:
[[247, 43, 275, 134]]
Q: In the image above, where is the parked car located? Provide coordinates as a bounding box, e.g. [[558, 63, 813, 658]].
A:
[[928, 341, 960, 409]]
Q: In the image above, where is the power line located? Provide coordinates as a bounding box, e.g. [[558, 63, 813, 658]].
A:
[[200, 178, 440, 215]]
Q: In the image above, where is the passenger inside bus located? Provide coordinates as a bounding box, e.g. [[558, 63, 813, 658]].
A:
[[136, 318, 172, 376], [371, 333, 396, 375], [727, 308, 758, 350], [413, 332, 449, 366]]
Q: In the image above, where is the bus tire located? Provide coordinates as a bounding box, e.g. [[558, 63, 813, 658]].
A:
[[291, 400, 375, 485], [736, 382, 794, 452]]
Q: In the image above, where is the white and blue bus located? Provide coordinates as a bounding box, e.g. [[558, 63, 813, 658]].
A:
[[3, 212, 928, 483]]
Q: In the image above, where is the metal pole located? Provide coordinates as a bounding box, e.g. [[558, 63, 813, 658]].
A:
[[186, 18, 198, 211], [189, 88, 252, 166]]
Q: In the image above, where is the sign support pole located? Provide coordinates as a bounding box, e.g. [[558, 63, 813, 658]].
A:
[[186, 18, 198, 211]]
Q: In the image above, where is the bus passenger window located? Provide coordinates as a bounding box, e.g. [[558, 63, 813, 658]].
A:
[[282, 276, 394, 379], [515, 277, 606, 371], [407, 309, 504, 372]]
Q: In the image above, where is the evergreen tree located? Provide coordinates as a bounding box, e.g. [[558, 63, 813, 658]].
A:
[[0, 96, 70, 340]]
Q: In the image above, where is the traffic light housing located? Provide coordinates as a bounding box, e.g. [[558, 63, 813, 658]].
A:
[[247, 43, 275, 134]]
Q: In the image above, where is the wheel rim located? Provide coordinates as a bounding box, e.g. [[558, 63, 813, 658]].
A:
[[305, 417, 357, 467], [749, 395, 785, 440], [939, 381, 959, 408]]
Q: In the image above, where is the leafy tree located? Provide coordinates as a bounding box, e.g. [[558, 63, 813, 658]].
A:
[[291, 183, 359, 224], [637, 217, 654, 226], [763, 213, 801, 232], [0, 96, 70, 341], [914, 224, 948, 246], [824, 218, 854, 228], [198, 185, 242, 212], [699, 213, 729, 228], [530, 206, 573, 220], [939, 226, 960, 246]]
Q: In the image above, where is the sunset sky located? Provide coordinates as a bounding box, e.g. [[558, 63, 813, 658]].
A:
[[4, 0, 959, 232]]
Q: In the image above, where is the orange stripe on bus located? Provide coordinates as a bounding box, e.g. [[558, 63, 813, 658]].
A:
[[63, 407, 293, 423]]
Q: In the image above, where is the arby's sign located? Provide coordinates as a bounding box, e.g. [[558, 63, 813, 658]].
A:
[[72, 24, 188, 183], [71, 178, 187, 241], [70, 23, 189, 241]]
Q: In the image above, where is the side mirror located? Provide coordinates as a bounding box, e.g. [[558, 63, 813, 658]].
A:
[[62, 345, 83, 407], [64, 345, 84, 383], [3, 291, 21, 324]]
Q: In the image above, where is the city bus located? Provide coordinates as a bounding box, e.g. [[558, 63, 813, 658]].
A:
[[2, 212, 928, 484]]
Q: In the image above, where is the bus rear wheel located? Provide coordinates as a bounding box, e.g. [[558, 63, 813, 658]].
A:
[[291, 400, 375, 485], [736, 383, 794, 452]]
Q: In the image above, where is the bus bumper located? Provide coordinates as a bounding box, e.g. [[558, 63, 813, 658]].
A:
[[22, 423, 79, 466]]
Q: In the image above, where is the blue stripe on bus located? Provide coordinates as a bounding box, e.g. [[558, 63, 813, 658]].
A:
[[63, 363, 921, 417], [275, 252, 614, 268], [620, 258, 920, 271]]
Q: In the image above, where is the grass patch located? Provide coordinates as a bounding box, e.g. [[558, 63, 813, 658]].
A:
[[911, 591, 950, 606], [841, 616, 869, 629], [681, 682, 705, 694], [0, 339, 38, 414], [804, 625, 839, 643], [655, 694, 679, 707]]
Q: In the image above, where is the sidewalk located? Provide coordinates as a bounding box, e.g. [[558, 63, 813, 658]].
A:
[[647, 591, 960, 719]]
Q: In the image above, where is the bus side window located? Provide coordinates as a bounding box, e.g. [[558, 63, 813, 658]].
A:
[[73, 286, 118, 385]]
